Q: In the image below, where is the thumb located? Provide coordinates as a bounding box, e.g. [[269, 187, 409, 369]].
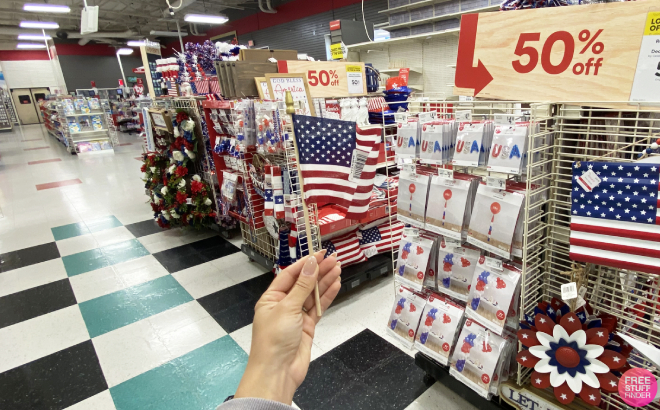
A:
[[285, 256, 319, 308]]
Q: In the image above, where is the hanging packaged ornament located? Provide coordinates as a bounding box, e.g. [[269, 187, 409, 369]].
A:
[[395, 118, 419, 161], [386, 285, 427, 348], [425, 173, 480, 240], [415, 293, 465, 365], [466, 257, 521, 335], [436, 239, 482, 302], [397, 171, 430, 228], [452, 122, 494, 167], [395, 234, 435, 291], [487, 124, 529, 175]]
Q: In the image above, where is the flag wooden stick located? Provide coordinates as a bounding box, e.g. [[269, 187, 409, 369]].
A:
[[286, 91, 322, 317]]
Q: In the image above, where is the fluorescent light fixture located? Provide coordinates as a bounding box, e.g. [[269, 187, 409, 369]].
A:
[[149, 30, 188, 37], [23, 3, 71, 13], [117, 48, 133, 55], [17, 43, 47, 49], [19, 21, 59, 29], [126, 40, 145, 47], [183, 14, 228, 24], [18, 33, 52, 40]]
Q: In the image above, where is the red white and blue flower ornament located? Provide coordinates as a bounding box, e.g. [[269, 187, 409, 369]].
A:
[[517, 308, 628, 406]]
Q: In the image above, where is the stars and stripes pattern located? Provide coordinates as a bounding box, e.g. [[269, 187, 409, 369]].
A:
[[293, 115, 381, 220], [322, 231, 368, 267], [570, 161, 660, 274], [358, 220, 405, 254]]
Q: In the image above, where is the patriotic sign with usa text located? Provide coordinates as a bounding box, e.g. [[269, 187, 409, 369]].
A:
[[293, 115, 381, 220], [570, 161, 660, 274]]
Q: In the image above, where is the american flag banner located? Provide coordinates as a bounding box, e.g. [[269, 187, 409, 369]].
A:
[[293, 115, 381, 220], [322, 231, 368, 267], [167, 82, 179, 97], [570, 161, 660, 274], [358, 220, 405, 255]]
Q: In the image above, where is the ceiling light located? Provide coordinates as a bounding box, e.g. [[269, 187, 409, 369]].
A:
[[126, 40, 145, 47], [19, 21, 59, 29], [117, 48, 133, 55], [149, 30, 189, 37], [18, 34, 52, 40], [23, 3, 71, 13], [17, 43, 47, 49], [183, 14, 228, 24]]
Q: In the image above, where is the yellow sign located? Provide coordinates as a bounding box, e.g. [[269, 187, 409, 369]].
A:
[[346, 65, 362, 73], [644, 11, 660, 35], [330, 43, 344, 60]]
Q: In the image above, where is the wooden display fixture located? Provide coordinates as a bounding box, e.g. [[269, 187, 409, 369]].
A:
[[277, 60, 367, 98], [147, 108, 173, 133], [265, 73, 316, 116]]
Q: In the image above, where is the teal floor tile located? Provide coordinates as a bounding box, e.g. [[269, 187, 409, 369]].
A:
[[110, 336, 247, 410], [79, 275, 193, 338], [62, 239, 150, 277], [51, 222, 90, 241], [86, 215, 123, 233]]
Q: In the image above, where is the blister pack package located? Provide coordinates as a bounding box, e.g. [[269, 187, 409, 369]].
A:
[[424, 173, 480, 240], [436, 239, 482, 302], [415, 292, 465, 365], [397, 171, 430, 228], [395, 232, 435, 292], [452, 122, 494, 167], [387, 285, 427, 348], [487, 123, 529, 175]]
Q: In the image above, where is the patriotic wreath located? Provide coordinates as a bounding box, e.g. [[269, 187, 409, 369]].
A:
[[516, 298, 632, 406]]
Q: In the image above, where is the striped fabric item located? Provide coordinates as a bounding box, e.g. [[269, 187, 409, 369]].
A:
[[209, 79, 221, 94], [293, 115, 381, 220], [367, 97, 389, 113], [570, 161, 660, 274], [271, 166, 285, 219], [322, 230, 367, 266], [167, 82, 178, 96], [358, 220, 405, 255], [194, 80, 209, 94]]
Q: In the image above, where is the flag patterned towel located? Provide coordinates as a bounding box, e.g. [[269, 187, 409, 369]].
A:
[[570, 161, 660, 274], [358, 220, 405, 256], [322, 230, 368, 267], [293, 115, 381, 220]]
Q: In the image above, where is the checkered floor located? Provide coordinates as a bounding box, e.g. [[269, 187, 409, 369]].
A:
[[0, 124, 480, 410]]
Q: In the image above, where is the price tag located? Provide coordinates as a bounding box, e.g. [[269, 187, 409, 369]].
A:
[[394, 113, 408, 123], [578, 285, 587, 298], [186, 198, 192, 205], [494, 114, 516, 126], [403, 227, 419, 237], [445, 238, 461, 248], [486, 177, 506, 189], [330, 43, 344, 60], [576, 169, 602, 192], [437, 168, 454, 180], [364, 245, 378, 258], [418, 111, 437, 123], [575, 295, 587, 309], [561, 282, 578, 300], [484, 256, 503, 271], [403, 163, 416, 174], [459, 96, 474, 102], [456, 110, 472, 122], [346, 65, 364, 94]]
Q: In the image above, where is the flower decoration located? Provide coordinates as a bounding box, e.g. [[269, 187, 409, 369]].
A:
[[516, 297, 632, 405]]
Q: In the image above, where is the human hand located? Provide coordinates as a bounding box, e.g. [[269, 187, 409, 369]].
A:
[[234, 250, 342, 405]]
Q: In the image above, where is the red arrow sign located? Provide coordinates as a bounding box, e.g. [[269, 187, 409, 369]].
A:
[[455, 14, 493, 96]]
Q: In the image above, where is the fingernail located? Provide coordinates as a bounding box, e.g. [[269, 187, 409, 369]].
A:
[[303, 257, 318, 276], [331, 252, 338, 258], [336, 260, 341, 267], [317, 249, 328, 257]]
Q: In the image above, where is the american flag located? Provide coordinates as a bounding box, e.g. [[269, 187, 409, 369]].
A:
[[322, 231, 367, 266], [359, 220, 405, 254], [293, 115, 381, 220], [570, 161, 660, 274]]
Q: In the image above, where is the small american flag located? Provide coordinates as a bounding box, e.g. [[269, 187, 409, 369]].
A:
[[322, 231, 367, 266], [167, 82, 178, 96], [570, 161, 660, 274], [359, 220, 404, 255], [293, 115, 381, 220]]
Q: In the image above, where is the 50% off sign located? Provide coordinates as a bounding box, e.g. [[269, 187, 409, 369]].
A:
[[454, 1, 660, 104]]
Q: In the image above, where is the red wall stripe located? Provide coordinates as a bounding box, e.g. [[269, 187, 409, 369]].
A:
[[54, 44, 117, 56], [0, 50, 50, 61]]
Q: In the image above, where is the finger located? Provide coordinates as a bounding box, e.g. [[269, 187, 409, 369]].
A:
[[267, 250, 327, 294], [306, 280, 342, 324], [303, 263, 341, 311], [301, 256, 338, 309], [284, 256, 319, 307]]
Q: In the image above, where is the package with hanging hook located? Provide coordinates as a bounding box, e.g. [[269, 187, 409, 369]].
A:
[[386, 285, 427, 348], [394, 232, 435, 291], [436, 238, 482, 302], [420, 118, 456, 165], [397, 170, 430, 227], [395, 117, 419, 161], [254, 101, 282, 154], [415, 292, 465, 365], [449, 318, 510, 399], [452, 121, 494, 167], [425, 173, 480, 240], [487, 123, 529, 175], [465, 257, 521, 335], [466, 183, 524, 259]]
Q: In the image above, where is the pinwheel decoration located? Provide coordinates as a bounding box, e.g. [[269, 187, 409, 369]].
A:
[[516, 298, 632, 405]]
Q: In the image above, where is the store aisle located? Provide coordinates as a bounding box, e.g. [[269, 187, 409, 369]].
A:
[[0, 125, 479, 410]]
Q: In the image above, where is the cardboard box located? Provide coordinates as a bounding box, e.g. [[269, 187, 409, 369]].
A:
[[239, 49, 298, 62]]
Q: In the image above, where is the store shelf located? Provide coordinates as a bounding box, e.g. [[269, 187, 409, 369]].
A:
[[77, 149, 115, 155], [378, 0, 453, 14], [347, 28, 459, 51], [70, 129, 109, 135], [71, 137, 110, 142], [382, 5, 499, 31], [379, 68, 423, 74], [338, 253, 392, 295], [377, 160, 397, 169], [64, 112, 104, 117], [241, 243, 274, 272]]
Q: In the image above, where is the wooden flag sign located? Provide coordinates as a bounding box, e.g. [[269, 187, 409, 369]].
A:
[[454, 1, 660, 104], [278, 60, 367, 98]]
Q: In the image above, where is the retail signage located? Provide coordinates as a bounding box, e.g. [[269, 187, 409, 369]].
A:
[[454, 1, 660, 105], [500, 382, 562, 410], [277, 60, 367, 98], [330, 42, 345, 60]]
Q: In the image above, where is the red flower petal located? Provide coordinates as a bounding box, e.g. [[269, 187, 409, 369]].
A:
[[554, 382, 575, 404], [597, 349, 626, 369], [599, 315, 618, 333], [597, 372, 619, 392], [530, 371, 550, 389], [517, 329, 540, 348], [560, 312, 582, 335], [585, 328, 609, 346], [534, 313, 555, 335], [579, 384, 601, 406], [516, 350, 540, 368]]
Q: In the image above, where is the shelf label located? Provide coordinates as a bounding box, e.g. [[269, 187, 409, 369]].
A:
[[346, 65, 364, 94], [437, 168, 454, 180], [486, 176, 506, 189], [484, 256, 503, 271], [456, 110, 472, 122]]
